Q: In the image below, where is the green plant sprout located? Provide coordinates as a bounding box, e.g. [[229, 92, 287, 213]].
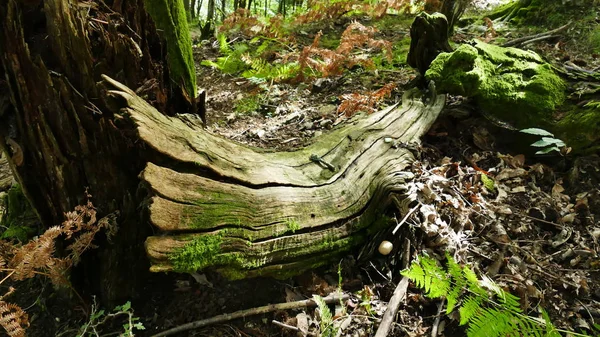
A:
[[520, 128, 568, 155]]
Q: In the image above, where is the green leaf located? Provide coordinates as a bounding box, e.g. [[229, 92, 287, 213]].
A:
[[90, 309, 105, 321], [535, 146, 560, 155], [116, 301, 131, 312], [200, 60, 221, 68], [133, 323, 146, 330], [541, 137, 565, 147], [519, 128, 554, 137], [530, 139, 556, 147]]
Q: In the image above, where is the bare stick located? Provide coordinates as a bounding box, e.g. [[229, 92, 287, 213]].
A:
[[520, 35, 562, 46], [430, 300, 445, 337], [374, 240, 412, 337], [150, 293, 350, 337], [272, 319, 300, 332], [502, 22, 570, 47]]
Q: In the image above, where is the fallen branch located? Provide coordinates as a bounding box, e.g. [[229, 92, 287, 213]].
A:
[[150, 293, 350, 337], [502, 22, 570, 47]]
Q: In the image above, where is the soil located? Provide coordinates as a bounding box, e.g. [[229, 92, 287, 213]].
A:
[[2, 3, 600, 337]]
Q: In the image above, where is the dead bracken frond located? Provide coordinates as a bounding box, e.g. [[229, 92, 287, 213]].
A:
[[337, 82, 396, 118], [296, 22, 392, 81], [0, 192, 119, 336], [0, 301, 28, 337]]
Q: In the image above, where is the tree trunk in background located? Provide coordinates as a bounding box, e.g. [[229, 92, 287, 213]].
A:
[[191, 0, 197, 19], [221, 0, 226, 21], [0, 0, 194, 304], [202, 0, 216, 38], [407, 12, 453, 77], [440, 0, 470, 34], [184, 0, 192, 20]]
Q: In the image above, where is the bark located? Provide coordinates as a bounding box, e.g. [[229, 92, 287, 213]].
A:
[[407, 12, 453, 77], [0, 0, 194, 303], [183, 0, 192, 20], [202, 0, 216, 38], [0, 154, 11, 192], [103, 76, 445, 278], [191, 0, 197, 19]]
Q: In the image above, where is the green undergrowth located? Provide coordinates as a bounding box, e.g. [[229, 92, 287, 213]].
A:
[[0, 184, 39, 242], [202, 34, 300, 82], [402, 253, 592, 337]]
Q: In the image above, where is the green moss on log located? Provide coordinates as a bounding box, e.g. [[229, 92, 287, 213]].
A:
[[425, 40, 565, 128], [144, 0, 197, 97]]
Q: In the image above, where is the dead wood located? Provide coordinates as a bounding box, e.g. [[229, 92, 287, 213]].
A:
[[502, 22, 571, 47], [103, 74, 445, 278], [150, 293, 350, 337]]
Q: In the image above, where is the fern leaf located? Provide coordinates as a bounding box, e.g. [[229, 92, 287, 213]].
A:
[[217, 34, 231, 55], [467, 307, 517, 337], [459, 295, 483, 326], [0, 302, 29, 337], [445, 253, 465, 314], [313, 295, 337, 337]]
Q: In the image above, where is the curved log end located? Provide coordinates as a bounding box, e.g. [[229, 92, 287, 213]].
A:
[[110, 78, 448, 278]]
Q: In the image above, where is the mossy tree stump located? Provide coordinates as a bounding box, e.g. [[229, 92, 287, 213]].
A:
[[104, 76, 445, 278]]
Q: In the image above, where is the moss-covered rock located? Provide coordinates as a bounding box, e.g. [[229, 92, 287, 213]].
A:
[[425, 40, 600, 153], [426, 40, 566, 127], [144, 0, 197, 97]]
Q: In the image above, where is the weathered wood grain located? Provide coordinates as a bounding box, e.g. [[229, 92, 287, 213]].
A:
[[105, 75, 445, 278]]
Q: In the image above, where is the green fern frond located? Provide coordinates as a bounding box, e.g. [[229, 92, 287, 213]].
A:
[[217, 34, 231, 55], [467, 307, 521, 337], [401, 256, 450, 298], [459, 295, 484, 326], [403, 254, 569, 337], [313, 295, 338, 337], [446, 254, 466, 314]]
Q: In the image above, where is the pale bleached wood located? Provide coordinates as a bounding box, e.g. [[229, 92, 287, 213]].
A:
[[104, 75, 445, 277]]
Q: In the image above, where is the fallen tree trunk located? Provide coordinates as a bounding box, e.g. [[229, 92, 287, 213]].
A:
[[104, 76, 445, 278]]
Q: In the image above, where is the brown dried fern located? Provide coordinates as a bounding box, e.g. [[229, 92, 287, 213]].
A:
[[0, 193, 118, 336], [0, 302, 28, 337], [337, 82, 396, 119], [296, 22, 392, 82]]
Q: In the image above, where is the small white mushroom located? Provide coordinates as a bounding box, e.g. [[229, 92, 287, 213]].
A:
[[378, 241, 393, 255]]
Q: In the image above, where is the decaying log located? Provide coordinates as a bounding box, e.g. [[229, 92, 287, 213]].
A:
[[104, 75, 446, 278]]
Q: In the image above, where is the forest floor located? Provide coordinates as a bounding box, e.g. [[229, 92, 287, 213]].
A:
[[3, 4, 600, 337]]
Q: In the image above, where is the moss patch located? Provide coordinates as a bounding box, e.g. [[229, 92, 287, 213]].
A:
[[0, 184, 39, 242], [169, 233, 227, 272], [425, 40, 566, 128], [144, 0, 197, 97]]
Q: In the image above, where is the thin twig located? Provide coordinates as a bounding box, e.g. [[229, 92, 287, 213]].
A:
[[151, 293, 350, 337], [430, 300, 445, 337], [392, 205, 419, 234]]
